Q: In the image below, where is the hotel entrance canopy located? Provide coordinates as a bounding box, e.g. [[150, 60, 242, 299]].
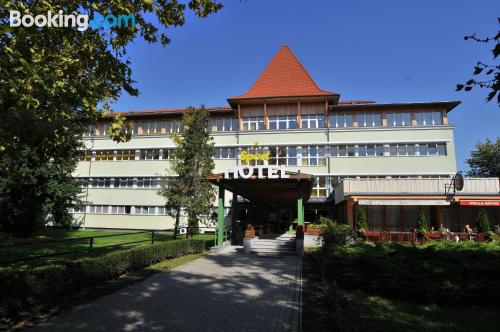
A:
[[206, 170, 314, 246], [206, 170, 314, 203]]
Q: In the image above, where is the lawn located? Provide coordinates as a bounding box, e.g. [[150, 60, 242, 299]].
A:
[[0, 228, 214, 269], [304, 241, 500, 331]]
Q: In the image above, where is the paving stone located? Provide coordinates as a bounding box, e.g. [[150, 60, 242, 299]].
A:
[[27, 246, 301, 332]]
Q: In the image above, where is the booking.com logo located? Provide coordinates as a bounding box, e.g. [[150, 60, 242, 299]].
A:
[[9, 10, 135, 31]]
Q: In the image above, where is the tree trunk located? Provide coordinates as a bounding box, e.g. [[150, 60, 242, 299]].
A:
[[173, 207, 180, 240]]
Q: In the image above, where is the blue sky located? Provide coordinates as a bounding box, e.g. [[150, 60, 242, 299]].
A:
[[114, 0, 500, 172]]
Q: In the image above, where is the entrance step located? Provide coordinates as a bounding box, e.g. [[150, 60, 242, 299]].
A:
[[250, 234, 297, 256]]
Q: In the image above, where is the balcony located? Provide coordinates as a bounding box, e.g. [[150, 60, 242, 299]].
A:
[[335, 177, 500, 203]]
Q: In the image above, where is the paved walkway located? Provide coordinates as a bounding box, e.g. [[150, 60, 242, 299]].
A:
[[28, 246, 302, 332]]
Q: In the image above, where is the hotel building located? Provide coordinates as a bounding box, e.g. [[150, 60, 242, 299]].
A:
[[72, 45, 500, 236]]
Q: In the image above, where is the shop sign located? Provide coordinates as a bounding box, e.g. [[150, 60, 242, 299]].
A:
[[459, 200, 500, 207]]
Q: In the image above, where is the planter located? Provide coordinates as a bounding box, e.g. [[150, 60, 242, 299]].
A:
[[306, 226, 321, 235]]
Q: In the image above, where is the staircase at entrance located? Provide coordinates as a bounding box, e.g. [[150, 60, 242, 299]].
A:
[[250, 233, 296, 256]]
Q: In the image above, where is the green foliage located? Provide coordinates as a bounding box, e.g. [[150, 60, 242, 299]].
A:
[[456, 19, 500, 104], [0, 239, 205, 318], [0, 1, 222, 234], [356, 206, 368, 233], [476, 208, 491, 233], [320, 220, 350, 249], [466, 138, 500, 178], [314, 241, 500, 307], [159, 107, 215, 237], [417, 210, 429, 234]]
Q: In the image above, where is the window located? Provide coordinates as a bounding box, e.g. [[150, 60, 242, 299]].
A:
[[78, 150, 92, 161], [242, 117, 264, 131], [301, 114, 325, 129], [387, 112, 412, 126], [90, 178, 112, 188], [116, 149, 136, 161], [89, 205, 108, 214], [416, 111, 443, 126], [346, 145, 355, 157], [301, 146, 327, 166], [140, 149, 161, 160], [268, 115, 297, 130], [328, 114, 353, 128], [388, 144, 417, 156], [158, 207, 166, 215], [211, 118, 237, 132], [357, 113, 382, 127], [134, 206, 158, 215], [111, 206, 126, 214], [96, 123, 108, 136], [95, 150, 114, 161], [437, 143, 446, 155], [311, 177, 329, 198], [118, 178, 134, 188], [141, 121, 160, 135], [214, 147, 237, 159]]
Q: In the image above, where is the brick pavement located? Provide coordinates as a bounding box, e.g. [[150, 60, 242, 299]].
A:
[[27, 246, 302, 332]]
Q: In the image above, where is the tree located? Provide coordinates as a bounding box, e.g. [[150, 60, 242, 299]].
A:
[[0, 1, 222, 234], [356, 206, 368, 233], [417, 210, 429, 234], [456, 18, 500, 105], [466, 138, 500, 178], [476, 208, 491, 233], [158, 177, 185, 240], [159, 107, 215, 238]]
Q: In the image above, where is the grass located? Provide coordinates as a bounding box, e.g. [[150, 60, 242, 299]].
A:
[[303, 240, 500, 331], [0, 228, 215, 269]]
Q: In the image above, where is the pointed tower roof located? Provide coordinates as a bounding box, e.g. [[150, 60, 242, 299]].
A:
[[228, 45, 338, 102]]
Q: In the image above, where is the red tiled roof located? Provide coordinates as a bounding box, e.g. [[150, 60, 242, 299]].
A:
[[228, 45, 338, 100]]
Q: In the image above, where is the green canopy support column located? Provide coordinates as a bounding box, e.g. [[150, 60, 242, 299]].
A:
[[217, 185, 225, 247], [297, 186, 304, 226]]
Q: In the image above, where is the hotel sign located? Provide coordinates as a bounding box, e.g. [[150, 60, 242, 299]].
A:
[[459, 200, 500, 207], [224, 143, 290, 179], [224, 166, 290, 179]]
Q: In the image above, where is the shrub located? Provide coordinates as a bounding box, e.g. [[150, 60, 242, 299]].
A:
[[0, 239, 205, 319], [356, 207, 368, 233], [476, 208, 491, 233], [321, 220, 350, 249], [417, 210, 429, 234]]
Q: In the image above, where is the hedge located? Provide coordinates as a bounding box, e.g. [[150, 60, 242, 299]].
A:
[[0, 239, 205, 318]]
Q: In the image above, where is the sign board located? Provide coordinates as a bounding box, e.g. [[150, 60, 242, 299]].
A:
[[224, 165, 290, 179], [454, 172, 464, 191], [459, 200, 500, 207]]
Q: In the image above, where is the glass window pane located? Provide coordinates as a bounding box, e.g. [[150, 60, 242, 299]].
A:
[[338, 145, 346, 156], [419, 144, 428, 156], [387, 113, 395, 126], [437, 143, 446, 155], [433, 111, 443, 125], [407, 144, 416, 156], [345, 114, 353, 127], [358, 145, 367, 156], [347, 146, 355, 157], [390, 145, 397, 155], [428, 143, 437, 155], [424, 112, 433, 126], [376, 145, 384, 156], [367, 145, 375, 156]]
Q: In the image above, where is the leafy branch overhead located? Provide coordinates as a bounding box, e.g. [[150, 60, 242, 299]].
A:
[[0, 1, 222, 234], [456, 18, 500, 105]]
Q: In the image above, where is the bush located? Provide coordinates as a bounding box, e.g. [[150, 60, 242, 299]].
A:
[[417, 210, 429, 234], [356, 207, 368, 233], [321, 220, 350, 249], [0, 239, 205, 318], [476, 208, 491, 233], [315, 241, 500, 307]]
